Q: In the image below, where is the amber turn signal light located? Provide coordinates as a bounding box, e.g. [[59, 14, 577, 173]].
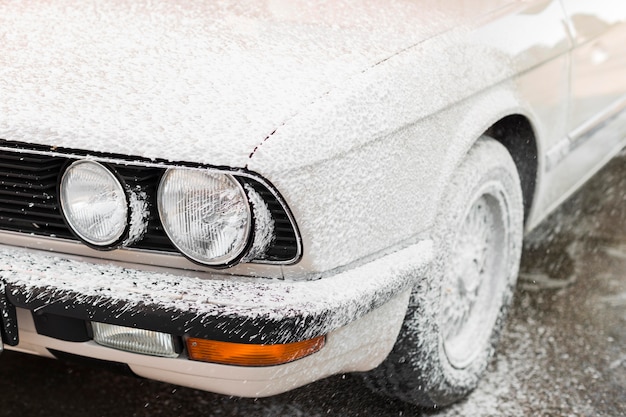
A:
[[186, 335, 326, 366]]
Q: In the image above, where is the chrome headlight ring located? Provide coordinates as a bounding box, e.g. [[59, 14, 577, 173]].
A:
[[157, 168, 253, 267], [59, 160, 130, 249]]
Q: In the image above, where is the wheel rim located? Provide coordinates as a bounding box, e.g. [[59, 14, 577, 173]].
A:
[[441, 190, 508, 369]]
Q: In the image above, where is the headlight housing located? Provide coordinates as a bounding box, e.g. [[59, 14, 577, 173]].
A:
[[59, 160, 128, 247], [157, 168, 252, 266], [13, 142, 300, 268]]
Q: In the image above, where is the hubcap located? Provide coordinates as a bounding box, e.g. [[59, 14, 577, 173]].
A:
[[441, 193, 507, 369]]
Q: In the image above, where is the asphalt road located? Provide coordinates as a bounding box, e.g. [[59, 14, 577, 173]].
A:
[[0, 151, 624, 416]]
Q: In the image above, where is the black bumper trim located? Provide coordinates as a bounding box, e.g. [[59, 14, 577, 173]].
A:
[[2, 240, 432, 347], [0, 283, 18, 346], [7, 283, 329, 345], [48, 349, 139, 378]]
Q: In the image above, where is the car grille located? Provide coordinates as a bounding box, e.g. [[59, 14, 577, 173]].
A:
[[0, 141, 299, 263]]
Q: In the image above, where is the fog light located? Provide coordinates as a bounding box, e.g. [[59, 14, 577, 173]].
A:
[[186, 336, 325, 366], [92, 322, 178, 358]]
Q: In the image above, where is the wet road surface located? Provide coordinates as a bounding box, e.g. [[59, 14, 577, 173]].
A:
[[0, 151, 624, 416]]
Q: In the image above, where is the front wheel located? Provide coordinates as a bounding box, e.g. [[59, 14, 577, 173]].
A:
[[364, 137, 524, 407]]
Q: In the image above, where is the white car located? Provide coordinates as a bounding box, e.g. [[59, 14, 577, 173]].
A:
[[0, 0, 625, 407]]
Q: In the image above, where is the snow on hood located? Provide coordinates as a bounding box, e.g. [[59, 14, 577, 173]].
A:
[[0, 0, 496, 167]]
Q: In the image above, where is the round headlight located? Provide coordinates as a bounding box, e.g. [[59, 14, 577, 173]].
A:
[[157, 169, 251, 266], [60, 160, 128, 247]]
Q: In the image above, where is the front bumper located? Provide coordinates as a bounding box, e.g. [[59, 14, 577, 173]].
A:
[[1, 240, 432, 344], [0, 240, 432, 395]]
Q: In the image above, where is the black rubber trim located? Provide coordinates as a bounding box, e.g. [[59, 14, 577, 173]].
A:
[[32, 312, 91, 342], [7, 284, 327, 345], [48, 349, 140, 378], [0, 286, 18, 346]]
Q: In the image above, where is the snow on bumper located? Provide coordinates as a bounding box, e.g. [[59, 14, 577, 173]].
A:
[[0, 240, 432, 345]]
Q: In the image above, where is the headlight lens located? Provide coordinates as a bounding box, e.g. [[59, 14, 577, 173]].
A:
[[157, 169, 251, 266], [60, 160, 128, 247]]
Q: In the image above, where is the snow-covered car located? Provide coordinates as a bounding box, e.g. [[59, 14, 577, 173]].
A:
[[0, 0, 625, 407]]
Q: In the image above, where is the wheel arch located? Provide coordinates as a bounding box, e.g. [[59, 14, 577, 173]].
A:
[[484, 114, 538, 225]]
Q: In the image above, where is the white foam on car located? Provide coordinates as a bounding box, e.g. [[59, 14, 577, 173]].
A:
[[0, 0, 460, 167]]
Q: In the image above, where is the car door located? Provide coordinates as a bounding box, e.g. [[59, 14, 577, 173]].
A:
[[538, 1, 626, 219], [560, 1, 626, 145]]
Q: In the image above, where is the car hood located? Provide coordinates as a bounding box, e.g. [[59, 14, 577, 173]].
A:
[[0, 0, 503, 167]]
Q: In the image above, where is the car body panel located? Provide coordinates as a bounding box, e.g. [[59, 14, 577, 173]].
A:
[[537, 1, 626, 222], [0, 0, 510, 169], [562, 1, 626, 132], [253, 0, 573, 274]]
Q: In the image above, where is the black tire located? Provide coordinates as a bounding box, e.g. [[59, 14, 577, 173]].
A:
[[363, 137, 524, 407]]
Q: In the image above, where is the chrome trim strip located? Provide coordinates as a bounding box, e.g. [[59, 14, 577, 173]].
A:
[[569, 96, 626, 145], [545, 136, 571, 172], [545, 95, 626, 171]]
